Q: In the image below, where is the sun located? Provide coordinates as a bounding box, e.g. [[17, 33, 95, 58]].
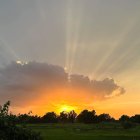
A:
[[59, 105, 75, 112]]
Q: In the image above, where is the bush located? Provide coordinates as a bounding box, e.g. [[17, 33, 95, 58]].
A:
[[0, 101, 42, 140], [121, 121, 134, 129]]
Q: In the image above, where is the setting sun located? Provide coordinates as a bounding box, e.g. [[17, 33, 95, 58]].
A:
[[59, 105, 75, 112]]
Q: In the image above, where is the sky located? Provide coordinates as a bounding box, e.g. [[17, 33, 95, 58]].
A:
[[0, 0, 140, 118]]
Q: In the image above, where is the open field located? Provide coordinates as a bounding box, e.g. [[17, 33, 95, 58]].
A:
[[28, 123, 140, 140]]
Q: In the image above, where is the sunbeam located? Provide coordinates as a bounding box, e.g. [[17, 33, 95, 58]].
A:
[[0, 39, 19, 66], [99, 40, 140, 79], [90, 19, 137, 80], [65, 0, 84, 74]]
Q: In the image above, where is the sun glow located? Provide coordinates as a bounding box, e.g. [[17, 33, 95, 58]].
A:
[[59, 105, 75, 112]]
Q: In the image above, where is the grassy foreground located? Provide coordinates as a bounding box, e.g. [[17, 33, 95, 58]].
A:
[[27, 123, 140, 140]]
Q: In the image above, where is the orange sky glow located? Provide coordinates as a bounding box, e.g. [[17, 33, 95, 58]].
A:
[[10, 86, 140, 119]]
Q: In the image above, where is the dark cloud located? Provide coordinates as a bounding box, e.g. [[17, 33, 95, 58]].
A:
[[91, 78, 125, 99], [69, 75, 125, 99], [0, 61, 67, 105], [0, 62, 125, 106]]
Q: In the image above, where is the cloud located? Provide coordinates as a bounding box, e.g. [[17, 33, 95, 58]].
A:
[[91, 78, 125, 99], [69, 75, 125, 100], [0, 61, 67, 105], [0, 61, 125, 106]]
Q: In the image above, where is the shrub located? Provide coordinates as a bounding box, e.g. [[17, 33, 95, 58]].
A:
[[121, 121, 134, 129], [0, 101, 42, 140]]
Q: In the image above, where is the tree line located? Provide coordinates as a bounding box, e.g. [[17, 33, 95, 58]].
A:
[[16, 110, 114, 124], [12, 108, 140, 124]]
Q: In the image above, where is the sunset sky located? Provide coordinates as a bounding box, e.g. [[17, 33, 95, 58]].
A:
[[0, 0, 140, 119]]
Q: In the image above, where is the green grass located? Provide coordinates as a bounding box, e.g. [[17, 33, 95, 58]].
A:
[[27, 123, 140, 140]]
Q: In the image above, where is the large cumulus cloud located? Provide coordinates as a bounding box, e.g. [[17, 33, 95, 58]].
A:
[[0, 61, 125, 106]]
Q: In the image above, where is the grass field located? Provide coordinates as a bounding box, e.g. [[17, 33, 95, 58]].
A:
[[27, 123, 140, 140]]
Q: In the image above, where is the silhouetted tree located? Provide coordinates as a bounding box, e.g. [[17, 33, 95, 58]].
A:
[[42, 112, 58, 123], [59, 111, 68, 123], [77, 110, 96, 123], [18, 114, 30, 124], [97, 113, 112, 122], [130, 115, 140, 123], [68, 110, 77, 123], [119, 115, 130, 122]]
